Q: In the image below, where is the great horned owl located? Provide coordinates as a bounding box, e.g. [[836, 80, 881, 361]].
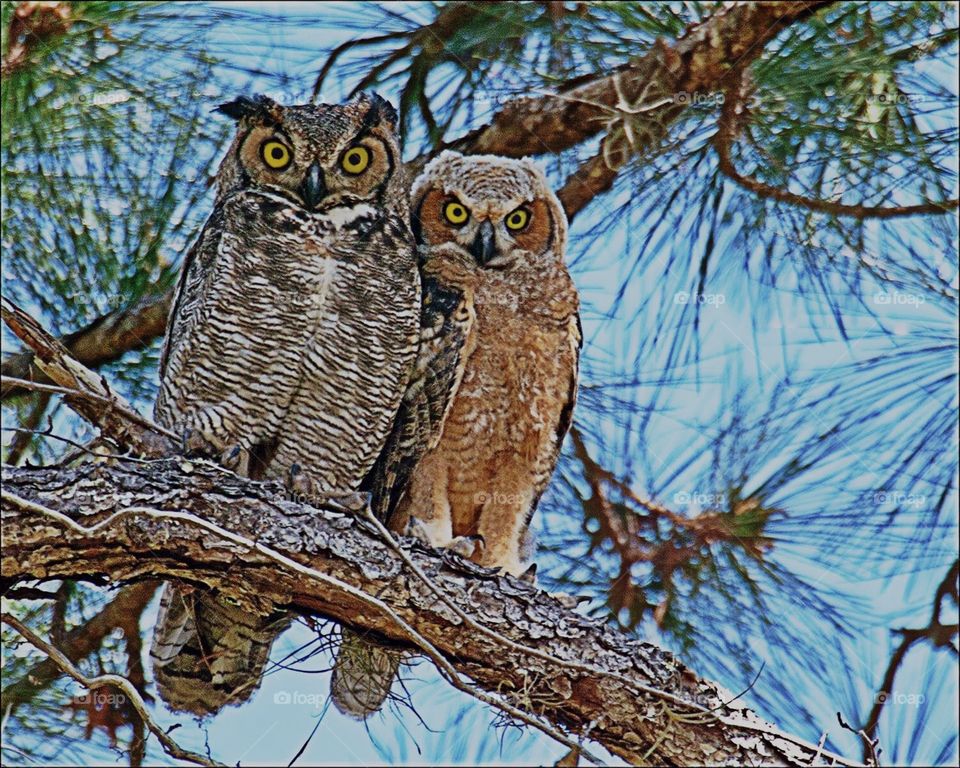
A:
[[332, 150, 581, 718], [150, 93, 419, 715]]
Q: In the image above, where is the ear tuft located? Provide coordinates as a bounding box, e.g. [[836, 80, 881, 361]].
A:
[[358, 91, 399, 130], [215, 95, 283, 125]]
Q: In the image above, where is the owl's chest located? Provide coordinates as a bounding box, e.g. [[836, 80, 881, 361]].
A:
[[450, 310, 569, 444]]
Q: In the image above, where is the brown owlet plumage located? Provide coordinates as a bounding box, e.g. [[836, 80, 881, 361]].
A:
[[332, 150, 581, 718]]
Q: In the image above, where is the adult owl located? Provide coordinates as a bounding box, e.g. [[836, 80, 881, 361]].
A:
[[150, 93, 420, 715], [332, 150, 581, 718]]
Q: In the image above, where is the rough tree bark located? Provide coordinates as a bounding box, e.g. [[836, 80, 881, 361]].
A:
[[2, 459, 858, 767]]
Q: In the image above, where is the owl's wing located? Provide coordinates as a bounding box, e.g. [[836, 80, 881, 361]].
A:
[[155, 207, 226, 411], [528, 309, 582, 518], [361, 272, 474, 524], [556, 310, 582, 450]]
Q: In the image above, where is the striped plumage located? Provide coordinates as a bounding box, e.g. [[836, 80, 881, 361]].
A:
[[332, 151, 581, 719], [151, 93, 419, 715]]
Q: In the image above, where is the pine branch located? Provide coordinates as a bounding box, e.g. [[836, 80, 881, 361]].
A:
[[1, 2, 840, 391], [714, 70, 960, 219], [2, 462, 862, 767]]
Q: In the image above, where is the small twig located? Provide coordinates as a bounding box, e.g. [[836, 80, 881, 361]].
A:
[[838, 712, 881, 767], [0, 423, 154, 465], [3, 391, 51, 466], [4, 586, 60, 601], [1, 612, 221, 768], [0, 377, 177, 443]]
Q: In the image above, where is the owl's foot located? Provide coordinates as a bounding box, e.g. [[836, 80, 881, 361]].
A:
[[221, 444, 251, 476], [287, 464, 369, 512], [181, 429, 249, 475], [449, 534, 485, 560], [181, 426, 219, 458], [403, 516, 485, 559]]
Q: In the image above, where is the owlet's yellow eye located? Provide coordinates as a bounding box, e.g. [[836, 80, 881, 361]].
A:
[[443, 201, 469, 226], [505, 207, 530, 231], [261, 140, 292, 170], [340, 146, 370, 175]]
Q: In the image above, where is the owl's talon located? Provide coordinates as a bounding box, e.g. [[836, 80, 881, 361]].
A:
[[181, 427, 218, 459], [519, 562, 538, 584], [448, 534, 484, 559], [403, 515, 432, 544], [339, 491, 371, 513], [220, 444, 249, 476]]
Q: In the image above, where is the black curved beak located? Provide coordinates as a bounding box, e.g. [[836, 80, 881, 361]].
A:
[[469, 220, 498, 266], [300, 161, 326, 208]]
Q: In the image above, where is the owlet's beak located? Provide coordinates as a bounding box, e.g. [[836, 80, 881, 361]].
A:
[[469, 220, 498, 266], [300, 160, 327, 209]]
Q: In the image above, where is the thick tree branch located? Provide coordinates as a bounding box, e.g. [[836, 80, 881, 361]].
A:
[[452, 2, 833, 159], [2, 460, 859, 767], [448, 1, 835, 216]]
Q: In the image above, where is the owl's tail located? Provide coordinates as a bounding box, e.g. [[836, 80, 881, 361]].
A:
[[330, 627, 406, 719], [150, 584, 290, 716]]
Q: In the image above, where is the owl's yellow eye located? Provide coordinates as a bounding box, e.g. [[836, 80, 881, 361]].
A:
[[443, 201, 469, 226], [261, 140, 292, 170], [341, 146, 370, 175], [505, 207, 530, 231]]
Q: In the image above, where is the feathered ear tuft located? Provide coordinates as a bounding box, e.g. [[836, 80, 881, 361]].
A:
[[215, 95, 283, 125], [357, 91, 399, 130]]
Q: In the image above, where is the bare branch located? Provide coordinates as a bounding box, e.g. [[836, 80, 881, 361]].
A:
[[2, 583, 157, 710], [1, 612, 219, 768], [1, 297, 174, 456], [861, 560, 959, 761], [2, 292, 171, 402]]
